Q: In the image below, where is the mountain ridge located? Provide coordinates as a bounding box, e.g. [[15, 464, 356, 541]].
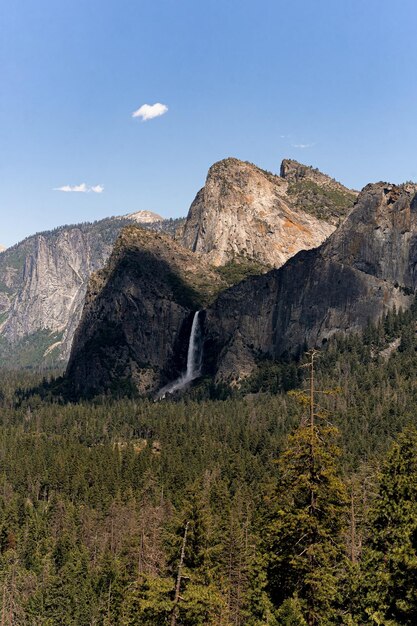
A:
[[65, 180, 417, 396], [66, 225, 225, 396], [204, 182, 417, 382]]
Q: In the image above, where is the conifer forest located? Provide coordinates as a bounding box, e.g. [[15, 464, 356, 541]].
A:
[[2, 302, 417, 624]]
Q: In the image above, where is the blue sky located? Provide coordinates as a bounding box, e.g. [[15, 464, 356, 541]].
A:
[[1, 0, 417, 247]]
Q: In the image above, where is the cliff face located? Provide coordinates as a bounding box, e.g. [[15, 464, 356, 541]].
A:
[[66, 226, 225, 397], [180, 158, 356, 268], [65, 183, 417, 398], [203, 183, 417, 382], [0, 215, 185, 367], [1, 157, 355, 370]]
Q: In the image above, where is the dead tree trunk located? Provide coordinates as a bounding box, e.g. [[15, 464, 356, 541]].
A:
[[170, 521, 189, 626]]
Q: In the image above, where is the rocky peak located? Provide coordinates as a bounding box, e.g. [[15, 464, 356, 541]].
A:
[[325, 182, 417, 287], [180, 157, 342, 268], [64, 174, 417, 398], [280, 158, 350, 191], [280, 159, 358, 225], [124, 210, 164, 223]]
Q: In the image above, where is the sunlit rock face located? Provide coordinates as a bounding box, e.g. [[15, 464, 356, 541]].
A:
[[180, 157, 356, 269], [0, 214, 183, 367]]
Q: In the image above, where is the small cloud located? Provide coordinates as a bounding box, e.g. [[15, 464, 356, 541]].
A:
[[54, 183, 104, 193], [292, 143, 315, 149], [132, 102, 168, 121]]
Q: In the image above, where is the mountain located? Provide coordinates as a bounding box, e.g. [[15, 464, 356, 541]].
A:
[[125, 210, 164, 223], [203, 182, 417, 382], [0, 157, 356, 370], [0, 214, 184, 368], [66, 226, 225, 397], [65, 181, 417, 397], [179, 157, 357, 268]]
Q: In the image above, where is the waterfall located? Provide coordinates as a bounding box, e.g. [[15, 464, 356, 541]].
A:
[[156, 311, 202, 399]]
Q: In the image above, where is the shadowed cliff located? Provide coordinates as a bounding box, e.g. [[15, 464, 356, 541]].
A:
[[203, 183, 417, 382], [66, 226, 225, 397]]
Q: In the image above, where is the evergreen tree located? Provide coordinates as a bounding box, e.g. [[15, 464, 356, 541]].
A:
[[362, 427, 417, 625], [265, 352, 349, 625]]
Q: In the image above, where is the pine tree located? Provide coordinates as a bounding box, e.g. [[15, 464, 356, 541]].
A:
[[362, 427, 417, 625], [168, 482, 228, 625], [265, 351, 349, 625]]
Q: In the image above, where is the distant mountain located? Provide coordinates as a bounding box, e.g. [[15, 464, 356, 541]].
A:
[[125, 210, 164, 223], [179, 157, 357, 269], [0, 214, 185, 368]]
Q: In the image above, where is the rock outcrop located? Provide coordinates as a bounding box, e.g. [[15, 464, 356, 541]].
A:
[[1, 156, 354, 369], [0, 214, 184, 367], [66, 226, 225, 397], [203, 183, 417, 382], [280, 159, 359, 225], [179, 158, 356, 268]]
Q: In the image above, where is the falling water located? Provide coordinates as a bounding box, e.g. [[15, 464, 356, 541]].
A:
[[156, 311, 202, 399]]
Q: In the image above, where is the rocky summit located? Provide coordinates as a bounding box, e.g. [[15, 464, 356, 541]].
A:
[[1, 157, 354, 369], [179, 157, 356, 268], [124, 210, 164, 223]]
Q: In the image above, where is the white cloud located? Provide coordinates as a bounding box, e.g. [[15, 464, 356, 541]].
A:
[[54, 183, 104, 193], [132, 102, 168, 121], [292, 143, 315, 149]]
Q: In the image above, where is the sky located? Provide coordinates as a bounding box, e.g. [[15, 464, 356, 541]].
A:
[[1, 0, 417, 247]]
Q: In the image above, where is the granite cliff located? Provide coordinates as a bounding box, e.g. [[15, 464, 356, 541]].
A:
[[179, 157, 356, 268], [0, 214, 184, 367], [203, 183, 417, 382], [280, 158, 358, 224], [66, 226, 225, 397], [65, 181, 417, 398], [2, 157, 351, 369]]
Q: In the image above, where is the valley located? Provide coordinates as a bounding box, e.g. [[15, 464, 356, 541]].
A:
[[2, 156, 417, 625]]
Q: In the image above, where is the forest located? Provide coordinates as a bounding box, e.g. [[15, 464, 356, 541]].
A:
[[1, 301, 417, 624]]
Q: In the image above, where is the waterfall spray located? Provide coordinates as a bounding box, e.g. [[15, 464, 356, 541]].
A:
[[157, 311, 202, 399]]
